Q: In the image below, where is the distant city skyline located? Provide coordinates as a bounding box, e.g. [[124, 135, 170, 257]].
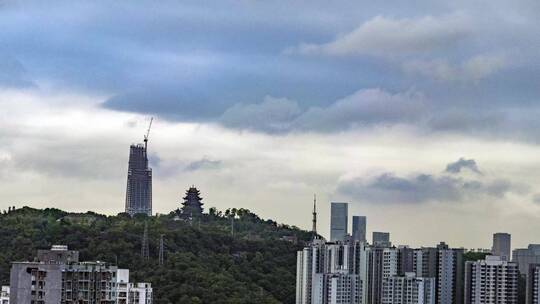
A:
[[2, 1, 540, 249]]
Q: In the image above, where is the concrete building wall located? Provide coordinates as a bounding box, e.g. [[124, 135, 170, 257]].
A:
[[10, 262, 63, 304]]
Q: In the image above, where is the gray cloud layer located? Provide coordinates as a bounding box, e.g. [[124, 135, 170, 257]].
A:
[[219, 89, 425, 133], [290, 14, 472, 57], [337, 158, 523, 204], [446, 157, 482, 174], [1, 0, 540, 143], [185, 157, 222, 172]]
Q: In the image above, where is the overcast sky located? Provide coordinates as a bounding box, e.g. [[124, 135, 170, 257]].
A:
[[2, 0, 540, 249]]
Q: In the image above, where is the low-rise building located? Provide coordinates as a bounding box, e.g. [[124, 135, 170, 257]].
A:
[[9, 245, 152, 304], [0, 286, 9, 304]]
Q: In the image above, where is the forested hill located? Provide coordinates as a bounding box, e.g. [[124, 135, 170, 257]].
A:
[[0, 206, 312, 303]]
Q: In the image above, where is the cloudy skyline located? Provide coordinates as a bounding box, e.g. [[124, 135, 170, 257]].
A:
[[2, 0, 540, 249]]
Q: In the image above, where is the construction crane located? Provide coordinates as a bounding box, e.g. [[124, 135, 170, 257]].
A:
[[143, 117, 153, 150]]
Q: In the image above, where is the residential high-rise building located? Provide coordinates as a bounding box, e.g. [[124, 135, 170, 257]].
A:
[[312, 272, 361, 304], [361, 246, 400, 304], [10, 246, 152, 304], [398, 246, 415, 275], [125, 138, 153, 216], [492, 233, 511, 261], [372, 232, 391, 247], [330, 202, 348, 242], [526, 264, 540, 304], [513, 244, 540, 275], [437, 242, 464, 304], [297, 240, 465, 304], [412, 248, 438, 279], [352, 216, 367, 242], [297, 245, 316, 304], [464, 255, 518, 304], [296, 238, 364, 304], [382, 273, 435, 304]]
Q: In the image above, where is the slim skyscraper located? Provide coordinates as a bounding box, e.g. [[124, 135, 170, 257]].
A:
[[330, 202, 348, 242], [492, 232, 511, 261], [125, 119, 153, 216], [352, 215, 367, 242]]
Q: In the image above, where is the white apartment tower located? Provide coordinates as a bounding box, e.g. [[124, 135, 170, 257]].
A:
[[526, 264, 540, 304], [464, 255, 518, 304], [297, 246, 315, 304], [437, 243, 464, 304], [382, 273, 435, 304], [297, 239, 365, 304]]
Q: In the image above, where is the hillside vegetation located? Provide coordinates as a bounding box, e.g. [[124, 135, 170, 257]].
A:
[[0, 206, 312, 303]]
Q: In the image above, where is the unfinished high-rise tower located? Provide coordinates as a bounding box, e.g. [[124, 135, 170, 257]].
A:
[[125, 118, 153, 216]]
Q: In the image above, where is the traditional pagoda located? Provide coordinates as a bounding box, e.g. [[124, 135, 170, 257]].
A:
[[180, 186, 204, 217]]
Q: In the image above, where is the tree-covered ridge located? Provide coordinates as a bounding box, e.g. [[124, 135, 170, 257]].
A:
[[0, 206, 312, 304]]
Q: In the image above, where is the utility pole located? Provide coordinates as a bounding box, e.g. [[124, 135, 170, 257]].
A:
[[158, 234, 164, 266], [230, 216, 234, 237], [141, 222, 150, 260]]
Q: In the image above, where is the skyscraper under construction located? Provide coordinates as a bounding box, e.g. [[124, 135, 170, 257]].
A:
[[125, 119, 153, 216]]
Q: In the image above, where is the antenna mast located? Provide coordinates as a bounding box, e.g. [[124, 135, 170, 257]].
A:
[[312, 194, 317, 237]]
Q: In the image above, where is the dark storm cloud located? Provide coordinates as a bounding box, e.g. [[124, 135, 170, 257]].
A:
[[7, 141, 126, 180], [220, 96, 302, 133], [337, 173, 517, 204], [338, 173, 461, 204], [219, 89, 426, 133], [2, 0, 540, 140], [104, 86, 228, 121], [336, 159, 524, 204], [292, 89, 425, 132], [185, 157, 222, 171], [446, 158, 482, 174]]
